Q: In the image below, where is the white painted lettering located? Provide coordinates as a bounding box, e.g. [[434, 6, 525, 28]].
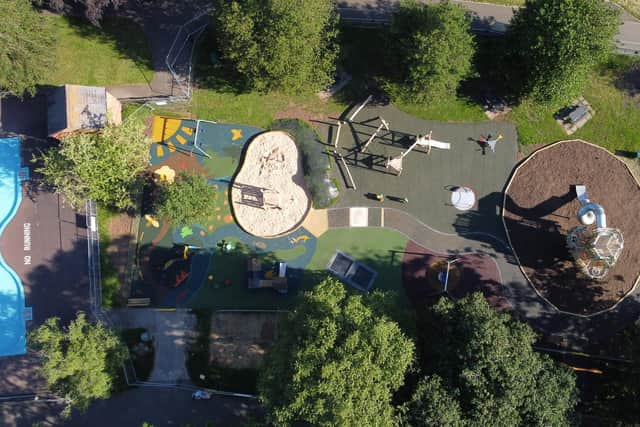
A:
[[24, 255, 31, 265], [23, 223, 31, 251]]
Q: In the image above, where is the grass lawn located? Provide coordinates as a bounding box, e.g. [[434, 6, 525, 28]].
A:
[[97, 205, 122, 308], [190, 26, 347, 128], [507, 55, 640, 152], [394, 97, 487, 122], [191, 85, 345, 129], [305, 228, 410, 306], [45, 16, 154, 87]]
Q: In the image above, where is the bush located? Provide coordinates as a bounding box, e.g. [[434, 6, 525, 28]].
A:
[[154, 171, 219, 226], [270, 119, 339, 208]]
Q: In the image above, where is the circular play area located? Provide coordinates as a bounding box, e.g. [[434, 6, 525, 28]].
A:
[[231, 131, 310, 238], [503, 140, 640, 315], [401, 241, 508, 309]]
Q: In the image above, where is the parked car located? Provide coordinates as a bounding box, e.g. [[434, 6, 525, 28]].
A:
[[192, 390, 212, 400]]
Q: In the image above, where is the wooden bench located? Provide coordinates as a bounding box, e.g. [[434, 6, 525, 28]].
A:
[[127, 298, 151, 307]]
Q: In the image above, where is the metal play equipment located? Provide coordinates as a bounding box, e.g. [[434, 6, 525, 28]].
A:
[[349, 94, 373, 122], [386, 131, 451, 175], [566, 185, 624, 279], [333, 120, 344, 149], [361, 117, 390, 152], [438, 258, 460, 294]]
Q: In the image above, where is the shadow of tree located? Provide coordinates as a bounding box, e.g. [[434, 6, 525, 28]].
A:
[[502, 190, 620, 315], [25, 238, 91, 326], [61, 16, 154, 84]]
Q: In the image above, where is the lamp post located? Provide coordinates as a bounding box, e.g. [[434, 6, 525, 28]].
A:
[[442, 258, 460, 294]]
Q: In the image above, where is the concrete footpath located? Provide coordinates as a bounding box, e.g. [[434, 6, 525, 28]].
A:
[[108, 308, 196, 383]]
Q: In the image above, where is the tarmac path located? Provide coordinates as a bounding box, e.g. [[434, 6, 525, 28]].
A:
[[108, 308, 196, 383], [337, 0, 640, 55], [324, 206, 640, 351]]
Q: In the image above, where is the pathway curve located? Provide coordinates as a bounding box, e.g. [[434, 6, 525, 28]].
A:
[[108, 308, 196, 383], [324, 206, 640, 350], [337, 0, 640, 55], [107, 0, 212, 100]]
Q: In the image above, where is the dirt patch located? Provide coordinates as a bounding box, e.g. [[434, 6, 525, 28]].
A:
[[274, 107, 334, 132], [503, 140, 640, 315], [107, 213, 134, 296], [209, 312, 280, 369], [152, 149, 210, 177], [401, 240, 508, 310]]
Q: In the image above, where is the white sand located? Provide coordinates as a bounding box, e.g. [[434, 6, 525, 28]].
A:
[[231, 131, 310, 237]]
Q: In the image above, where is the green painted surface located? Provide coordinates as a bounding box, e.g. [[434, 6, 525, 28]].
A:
[[306, 228, 410, 307], [187, 227, 410, 310]]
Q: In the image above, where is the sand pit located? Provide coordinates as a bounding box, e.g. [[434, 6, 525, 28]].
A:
[[231, 131, 310, 237]]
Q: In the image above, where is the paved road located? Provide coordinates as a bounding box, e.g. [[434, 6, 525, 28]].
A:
[[108, 309, 196, 383], [337, 0, 640, 55], [1, 387, 261, 427]]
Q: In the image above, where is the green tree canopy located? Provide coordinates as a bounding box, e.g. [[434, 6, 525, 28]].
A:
[[33, 0, 124, 25], [30, 312, 127, 415], [0, 0, 55, 96], [258, 278, 415, 426], [404, 293, 577, 426], [154, 171, 218, 226], [506, 0, 619, 103], [214, 0, 339, 93], [388, 0, 475, 102], [37, 119, 150, 210]]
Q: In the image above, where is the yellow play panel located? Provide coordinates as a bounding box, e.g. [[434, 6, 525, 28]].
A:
[[152, 116, 183, 143]]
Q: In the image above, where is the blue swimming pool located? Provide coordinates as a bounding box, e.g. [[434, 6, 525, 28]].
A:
[[0, 137, 26, 356]]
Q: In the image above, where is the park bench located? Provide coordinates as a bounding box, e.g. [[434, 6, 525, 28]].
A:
[[568, 105, 588, 124], [127, 297, 151, 307]]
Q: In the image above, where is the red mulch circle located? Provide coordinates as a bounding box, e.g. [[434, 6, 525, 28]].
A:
[[401, 240, 508, 309], [503, 140, 640, 315]]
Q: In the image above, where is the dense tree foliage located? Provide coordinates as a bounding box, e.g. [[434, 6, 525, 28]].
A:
[[506, 0, 619, 103], [30, 313, 127, 415], [404, 293, 577, 426], [33, 0, 124, 25], [214, 0, 339, 93], [154, 171, 219, 226], [37, 120, 150, 210], [388, 0, 475, 102], [0, 0, 55, 96], [585, 325, 640, 423], [258, 278, 414, 426]]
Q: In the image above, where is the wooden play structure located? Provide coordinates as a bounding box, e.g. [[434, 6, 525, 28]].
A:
[[247, 258, 288, 294], [386, 131, 452, 175], [361, 117, 390, 153]]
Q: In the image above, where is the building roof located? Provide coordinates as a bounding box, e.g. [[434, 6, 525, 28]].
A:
[[47, 85, 108, 137]]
